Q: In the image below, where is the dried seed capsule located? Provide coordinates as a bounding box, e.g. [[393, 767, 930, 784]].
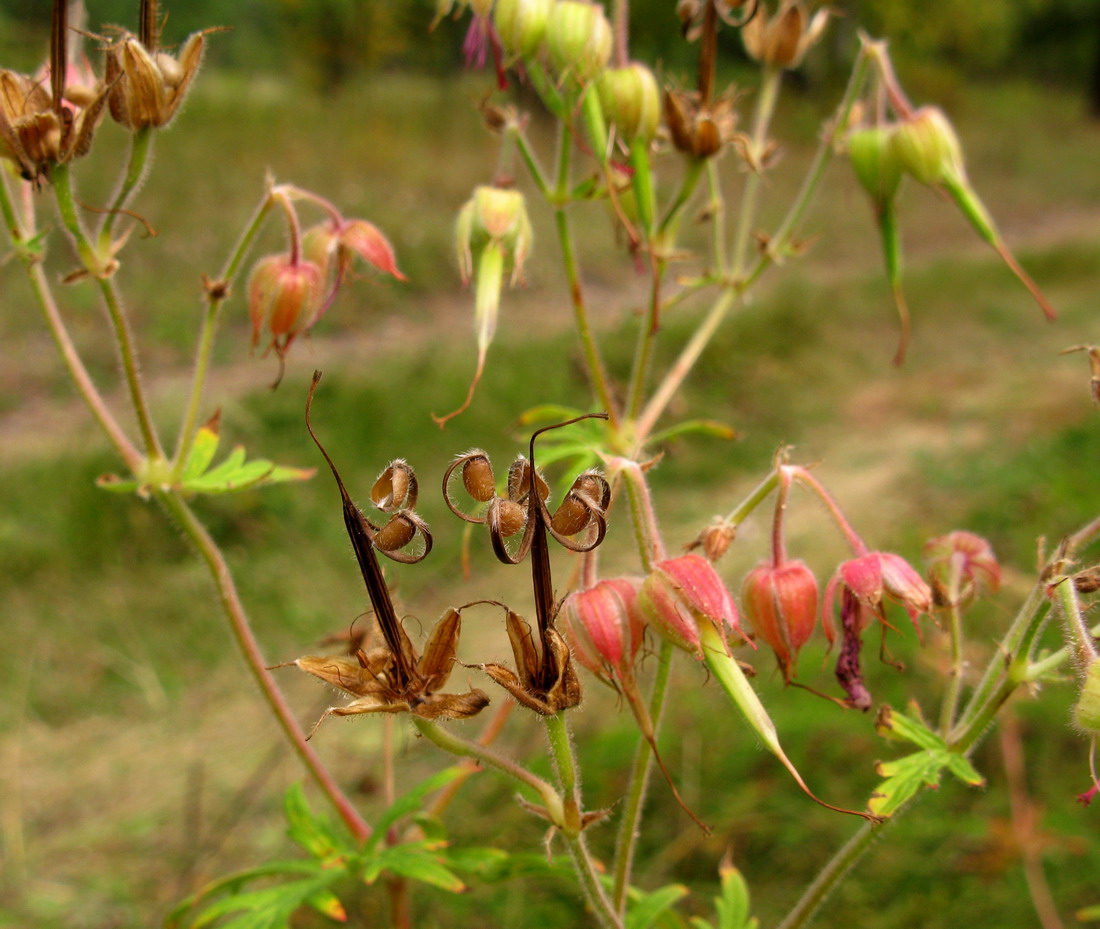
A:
[[492, 499, 526, 538], [507, 457, 549, 503], [374, 514, 417, 552], [372, 460, 418, 511], [551, 494, 592, 536], [461, 453, 496, 502]]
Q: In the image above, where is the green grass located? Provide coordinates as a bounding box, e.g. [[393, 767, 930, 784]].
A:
[[1, 68, 1100, 929]]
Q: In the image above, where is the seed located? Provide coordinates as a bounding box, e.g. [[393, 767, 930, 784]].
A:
[[462, 455, 496, 502], [372, 460, 417, 510], [552, 495, 591, 536], [375, 514, 416, 552], [493, 499, 526, 537]]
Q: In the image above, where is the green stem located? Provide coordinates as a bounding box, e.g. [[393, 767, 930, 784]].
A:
[[742, 48, 872, 290], [552, 123, 620, 428], [511, 127, 552, 199], [411, 717, 563, 823], [172, 192, 275, 474], [96, 127, 154, 255], [544, 713, 624, 929], [938, 600, 966, 735], [775, 813, 898, 929], [52, 164, 163, 459], [0, 175, 142, 472], [705, 159, 727, 275], [156, 489, 371, 842], [611, 639, 673, 913], [731, 65, 783, 277], [723, 469, 780, 525], [623, 256, 664, 421], [635, 287, 736, 443]]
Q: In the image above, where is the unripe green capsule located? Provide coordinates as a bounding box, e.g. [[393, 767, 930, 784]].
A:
[[1073, 660, 1100, 735], [597, 63, 661, 145], [848, 126, 903, 206], [890, 106, 964, 187], [494, 0, 553, 60], [546, 1, 612, 83]]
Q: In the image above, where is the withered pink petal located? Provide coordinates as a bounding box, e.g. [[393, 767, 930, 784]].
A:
[[339, 219, 407, 281], [838, 554, 884, 605]]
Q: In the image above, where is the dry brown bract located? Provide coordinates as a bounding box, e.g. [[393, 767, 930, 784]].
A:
[[104, 29, 207, 130]]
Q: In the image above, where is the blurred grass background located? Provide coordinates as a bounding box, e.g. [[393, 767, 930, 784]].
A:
[[1, 2, 1100, 927]]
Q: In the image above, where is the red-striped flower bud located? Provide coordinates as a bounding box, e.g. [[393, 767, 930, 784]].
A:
[[741, 559, 818, 682], [639, 554, 742, 658], [560, 578, 645, 682], [248, 254, 324, 358]]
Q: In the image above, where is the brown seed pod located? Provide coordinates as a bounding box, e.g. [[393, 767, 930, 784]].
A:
[[551, 494, 593, 537], [491, 498, 527, 538], [462, 453, 496, 502], [374, 513, 418, 552], [372, 460, 418, 511], [507, 457, 550, 503]]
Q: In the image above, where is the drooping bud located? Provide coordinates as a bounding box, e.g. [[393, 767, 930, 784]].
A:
[[890, 106, 965, 188], [847, 124, 910, 363], [494, 0, 553, 60], [247, 254, 324, 357], [597, 63, 661, 144], [923, 531, 1000, 607], [105, 30, 206, 130], [546, 1, 613, 83], [741, 559, 818, 681], [639, 554, 742, 658], [847, 126, 903, 207], [560, 578, 645, 681]]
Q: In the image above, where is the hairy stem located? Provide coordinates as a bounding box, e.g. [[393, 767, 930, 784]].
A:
[[157, 490, 371, 842], [96, 127, 154, 255], [53, 164, 164, 459]]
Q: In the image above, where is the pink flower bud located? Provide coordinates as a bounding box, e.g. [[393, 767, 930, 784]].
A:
[[639, 554, 742, 658], [248, 254, 324, 357], [741, 559, 818, 681], [923, 530, 1001, 607], [560, 578, 644, 681]]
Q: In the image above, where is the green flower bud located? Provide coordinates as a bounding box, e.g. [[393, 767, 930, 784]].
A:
[[890, 106, 964, 187], [494, 0, 553, 60], [597, 63, 661, 144], [847, 126, 903, 207], [546, 1, 612, 83]]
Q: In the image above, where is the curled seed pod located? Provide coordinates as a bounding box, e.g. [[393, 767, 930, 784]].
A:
[[551, 494, 593, 537], [491, 498, 527, 538], [374, 513, 418, 553], [462, 453, 496, 502], [372, 460, 418, 511], [507, 456, 550, 503]]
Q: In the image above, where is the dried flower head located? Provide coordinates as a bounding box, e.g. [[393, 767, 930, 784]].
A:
[[923, 530, 1000, 607], [443, 414, 611, 714], [740, 0, 830, 69], [104, 0, 209, 132], [281, 373, 489, 735], [0, 3, 109, 182]]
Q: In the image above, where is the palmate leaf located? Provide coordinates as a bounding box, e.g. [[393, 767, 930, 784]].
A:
[[365, 842, 466, 893], [283, 782, 355, 862], [165, 860, 334, 929], [184, 874, 343, 929], [689, 863, 758, 929], [97, 414, 313, 497], [624, 883, 690, 929], [869, 704, 985, 817]]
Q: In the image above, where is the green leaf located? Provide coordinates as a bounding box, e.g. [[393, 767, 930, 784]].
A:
[[188, 874, 340, 929], [869, 705, 985, 817], [181, 445, 313, 495], [283, 783, 354, 861], [182, 415, 222, 480], [626, 884, 690, 929], [1076, 903, 1100, 921], [447, 848, 570, 882], [714, 865, 758, 929], [364, 766, 467, 856], [648, 420, 739, 446], [167, 861, 327, 927], [370, 843, 465, 893], [304, 887, 347, 922]]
